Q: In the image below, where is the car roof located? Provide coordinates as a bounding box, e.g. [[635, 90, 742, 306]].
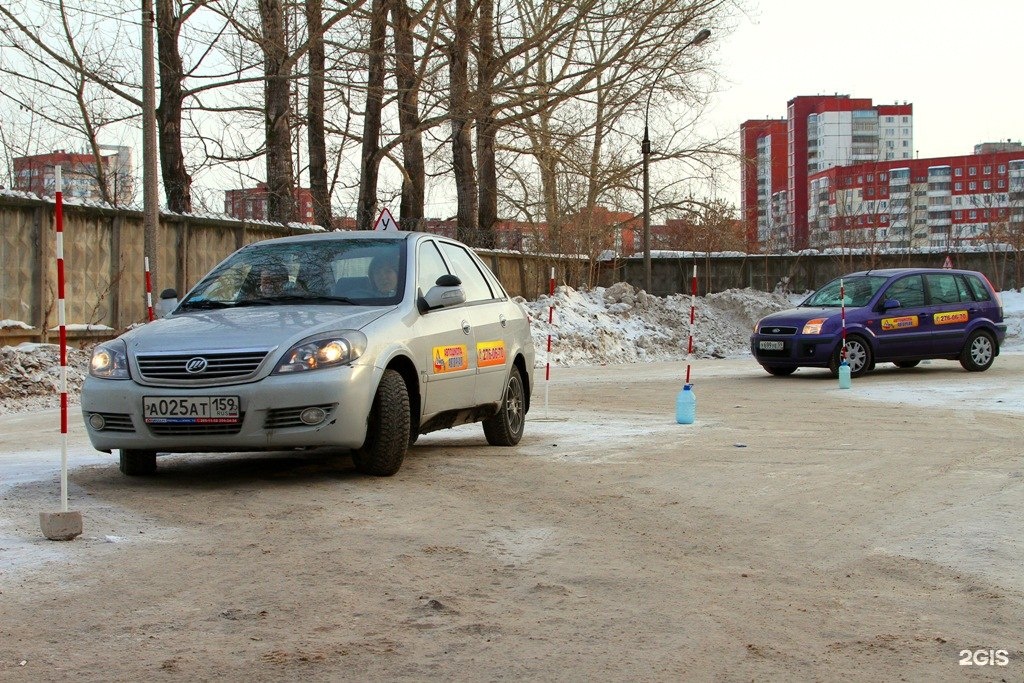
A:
[[250, 230, 429, 246], [842, 267, 982, 278]]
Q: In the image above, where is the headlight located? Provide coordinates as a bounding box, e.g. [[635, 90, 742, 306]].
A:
[[90, 340, 130, 379], [274, 331, 367, 374], [802, 318, 826, 335]]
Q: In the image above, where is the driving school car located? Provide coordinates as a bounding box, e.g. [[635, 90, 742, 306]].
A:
[[751, 267, 1006, 378], [81, 231, 535, 477]]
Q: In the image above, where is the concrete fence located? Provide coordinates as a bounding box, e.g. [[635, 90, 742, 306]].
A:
[[2, 193, 1021, 346]]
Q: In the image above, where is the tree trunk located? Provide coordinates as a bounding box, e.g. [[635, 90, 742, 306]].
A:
[[259, 0, 296, 225], [449, 0, 477, 244], [155, 0, 192, 214], [391, 0, 425, 231], [305, 0, 331, 228], [356, 0, 387, 231], [475, 0, 496, 249]]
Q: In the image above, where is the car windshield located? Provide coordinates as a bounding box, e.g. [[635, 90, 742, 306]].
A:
[[178, 238, 406, 309], [801, 275, 888, 308]]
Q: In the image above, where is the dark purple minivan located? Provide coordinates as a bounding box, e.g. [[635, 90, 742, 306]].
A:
[[750, 268, 1007, 378]]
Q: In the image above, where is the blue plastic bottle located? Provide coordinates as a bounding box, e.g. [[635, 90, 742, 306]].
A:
[[838, 360, 852, 389], [676, 384, 696, 424]]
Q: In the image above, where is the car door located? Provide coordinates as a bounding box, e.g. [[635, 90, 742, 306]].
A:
[[414, 239, 478, 418], [870, 274, 932, 360], [924, 272, 974, 356], [436, 241, 511, 406]]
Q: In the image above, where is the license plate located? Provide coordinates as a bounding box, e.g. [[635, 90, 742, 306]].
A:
[[759, 340, 785, 351], [143, 396, 240, 424]]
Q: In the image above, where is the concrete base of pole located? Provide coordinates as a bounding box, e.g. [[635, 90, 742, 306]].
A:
[[39, 511, 83, 541]]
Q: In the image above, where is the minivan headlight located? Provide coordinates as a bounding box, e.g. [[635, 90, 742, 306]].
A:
[[90, 340, 130, 379], [274, 331, 367, 373], [802, 318, 826, 335]]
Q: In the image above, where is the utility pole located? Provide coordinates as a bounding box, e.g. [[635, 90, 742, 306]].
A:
[[142, 0, 160, 295]]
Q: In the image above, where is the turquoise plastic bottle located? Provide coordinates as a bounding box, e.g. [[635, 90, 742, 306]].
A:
[[676, 384, 696, 424], [838, 360, 852, 389]]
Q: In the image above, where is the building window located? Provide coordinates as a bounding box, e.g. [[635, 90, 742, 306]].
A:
[[969, 210, 977, 219], [983, 180, 991, 190], [955, 211, 962, 220], [998, 164, 1006, 174], [955, 182, 962, 191], [955, 168, 962, 176], [867, 174, 874, 182], [969, 181, 977, 190], [880, 173, 887, 181], [999, 179, 1006, 189], [868, 188, 875, 197], [983, 165, 991, 174], [969, 167, 977, 175]]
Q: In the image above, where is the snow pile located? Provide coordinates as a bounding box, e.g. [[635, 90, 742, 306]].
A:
[[0, 343, 91, 414], [520, 284, 794, 366]]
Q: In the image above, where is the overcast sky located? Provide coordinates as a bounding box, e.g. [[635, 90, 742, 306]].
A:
[[707, 1, 1024, 204]]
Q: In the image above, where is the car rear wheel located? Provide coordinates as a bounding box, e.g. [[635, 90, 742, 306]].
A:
[[119, 449, 157, 476], [483, 366, 525, 446], [894, 360, 920, 369], [764, 365, 797, 376], [960, 330, 996, 372], [352, 369, 410, 476], [830, 335, 872, 378]]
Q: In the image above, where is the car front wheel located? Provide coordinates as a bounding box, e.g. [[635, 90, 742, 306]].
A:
[[830, 336, 872, 378], [483, 366, 526, 446], [119, 449, 157, 476], [960, 330, 996, 372], [352, 369, 410, 476]]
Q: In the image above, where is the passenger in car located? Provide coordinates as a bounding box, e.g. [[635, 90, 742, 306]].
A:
[[369, 254, 399, 296], [258, 262, 290, 296]]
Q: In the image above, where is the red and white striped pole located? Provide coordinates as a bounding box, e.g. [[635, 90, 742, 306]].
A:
[[55, 166, 69, 512], [544, 267, 555, 416], [840, 278, 847, 360], [144, 256, 155, 322], [685, 263, 697, 386]]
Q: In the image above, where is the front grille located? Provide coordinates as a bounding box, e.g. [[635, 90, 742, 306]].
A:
[[92, 412, 135, 432], [147, 414, 246, 436], [760, 325, 798, 335], [136, 350, 270, 384], [265, 404, 337, 429]]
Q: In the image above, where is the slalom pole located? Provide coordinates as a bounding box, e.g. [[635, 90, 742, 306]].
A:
[[544, 267, 555, 417], [144, 256, 155, 322], [39, 165, 82, 541], [55, 166, 69, 512], [685, 263, 697, 385], [840, 278, 847, 359]]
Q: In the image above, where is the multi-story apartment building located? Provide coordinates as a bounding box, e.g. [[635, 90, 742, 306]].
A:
[[807, 150, 1024, 250], [741, 95, 914, 251], [224, 183, 316, 223], [13, 147, 134, 204], [739, 119, 787, 250]]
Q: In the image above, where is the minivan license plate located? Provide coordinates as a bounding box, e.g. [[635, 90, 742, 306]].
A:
[[144, 396, 240, 424], [758, 340, 785, 351]]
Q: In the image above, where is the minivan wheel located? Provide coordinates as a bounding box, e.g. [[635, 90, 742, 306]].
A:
[[960, 330, 996, 372], [483, 366, 526, 446], [830, 336, 872, 378], [352, 369, 410, 476], [119, 449, 157, 476]]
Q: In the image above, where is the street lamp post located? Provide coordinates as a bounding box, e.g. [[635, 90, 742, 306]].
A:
[[642, 28, 710, 293]]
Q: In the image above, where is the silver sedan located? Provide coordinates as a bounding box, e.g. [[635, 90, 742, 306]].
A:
[[81, 231, 535, 477]]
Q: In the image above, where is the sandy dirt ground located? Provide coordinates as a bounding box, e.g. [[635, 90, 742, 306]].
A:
[[1, 357, 1022, 681]]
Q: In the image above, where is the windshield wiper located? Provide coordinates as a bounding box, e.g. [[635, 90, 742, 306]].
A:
[[178, 299, 235, 310], [245, 294, 361, 306]]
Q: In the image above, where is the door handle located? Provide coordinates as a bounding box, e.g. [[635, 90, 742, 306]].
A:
[[499, 314, 507, 328], [462, 320, 471, 335]]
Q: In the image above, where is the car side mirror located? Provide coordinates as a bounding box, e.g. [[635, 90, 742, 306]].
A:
[[881, 298, 901, 311], [155, 288, 179, 317], [420, 282, 466, 311]]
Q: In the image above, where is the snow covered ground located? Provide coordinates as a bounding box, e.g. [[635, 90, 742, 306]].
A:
[[1, 284, 1022, 416]]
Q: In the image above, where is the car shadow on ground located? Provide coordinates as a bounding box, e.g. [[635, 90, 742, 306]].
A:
[[753, 361, 974, 382]]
